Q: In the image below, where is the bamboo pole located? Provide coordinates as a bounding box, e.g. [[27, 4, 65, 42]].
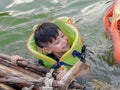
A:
[[58, 60, 89, 89]]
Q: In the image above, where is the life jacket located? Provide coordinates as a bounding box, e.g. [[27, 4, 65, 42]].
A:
[[27, 17, 85, 70], [103, 0, 120, 63]]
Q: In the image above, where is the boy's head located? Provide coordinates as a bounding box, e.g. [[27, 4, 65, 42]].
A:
[[34, 22, 70, 54]]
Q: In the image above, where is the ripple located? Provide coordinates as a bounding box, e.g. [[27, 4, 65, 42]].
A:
[[9, 9, 35, 16], [0, 0, 120, 89], [7, 0, 33, 8], [74, 0, 113, 24]]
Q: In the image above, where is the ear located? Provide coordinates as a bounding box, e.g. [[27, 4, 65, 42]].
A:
[[43, 47, 52, 54]]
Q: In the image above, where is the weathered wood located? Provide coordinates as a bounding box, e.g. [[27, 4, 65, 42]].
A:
[[0, 64, 43, 84], [0, 53, 86, 90], [0, 58, 42, 79], [0, 53, 56, 76], [0, 83, 15, 90], [0, 58, 60, 89]]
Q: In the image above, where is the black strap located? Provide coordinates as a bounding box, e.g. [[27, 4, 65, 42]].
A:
[[38, 59, 44, 65], [39, 45, 87, 69], [72, 45, 86, 63], [52, 62, 72, 69]]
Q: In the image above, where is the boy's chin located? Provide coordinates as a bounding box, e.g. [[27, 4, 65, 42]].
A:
[[64, 47, 70, 52]]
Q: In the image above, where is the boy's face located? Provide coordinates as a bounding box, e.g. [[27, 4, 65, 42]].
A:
[[45, 30, 70, 54]]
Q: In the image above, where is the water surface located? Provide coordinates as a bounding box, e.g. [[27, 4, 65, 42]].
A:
[[0, 0, 120, 89]]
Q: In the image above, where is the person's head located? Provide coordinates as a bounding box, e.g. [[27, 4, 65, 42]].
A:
[[34, 22, 70, 54]]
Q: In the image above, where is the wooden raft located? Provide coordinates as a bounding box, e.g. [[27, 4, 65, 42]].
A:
[[0, 53, 87, 90]]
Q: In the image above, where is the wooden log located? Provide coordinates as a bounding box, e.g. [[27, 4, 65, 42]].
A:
[[0, 64, 43, 85], [0, 58, 42, 79], [0, 59, 61, 90], [0, 53, 57, 76], [0, 83, 15, 90], [0, 53, 86, 89], [0, 54, 61, 89]]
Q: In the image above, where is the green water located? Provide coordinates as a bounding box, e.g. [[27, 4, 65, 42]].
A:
[[0, 0, 120, 89]]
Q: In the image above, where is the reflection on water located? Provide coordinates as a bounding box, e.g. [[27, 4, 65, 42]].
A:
[[7, 0, 34, 8], [0, 0, 120, 89]]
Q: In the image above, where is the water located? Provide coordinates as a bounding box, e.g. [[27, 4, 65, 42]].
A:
[[0, 0, 120, 90]]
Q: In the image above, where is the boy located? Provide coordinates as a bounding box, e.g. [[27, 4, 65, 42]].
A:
[[11, 17, 88, 80], [11, 22, 68, 80], [34, 22, 70, 80], [34, 22, 70, 62]]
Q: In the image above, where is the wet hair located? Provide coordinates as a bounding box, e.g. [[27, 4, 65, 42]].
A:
[[34, 22, 60, 48]]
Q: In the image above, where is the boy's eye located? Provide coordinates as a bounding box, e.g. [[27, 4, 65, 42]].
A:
[[55, 40, 59, 44]]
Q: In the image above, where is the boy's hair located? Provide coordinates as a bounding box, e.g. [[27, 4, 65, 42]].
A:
[[34, 22, 60, 48]]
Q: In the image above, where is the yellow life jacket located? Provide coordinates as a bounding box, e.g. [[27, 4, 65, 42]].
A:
[[27, 17, 85, 70]]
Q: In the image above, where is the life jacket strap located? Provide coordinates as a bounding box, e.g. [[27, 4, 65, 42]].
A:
[[38, 59, 44, 66], [52, 62, 72, 69], [72, 45, 86, 63], [38, 45, 86, 69], [52, 45, 86, 69]]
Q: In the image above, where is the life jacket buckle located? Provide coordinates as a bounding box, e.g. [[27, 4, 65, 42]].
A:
[[72, 45, 86, 63]]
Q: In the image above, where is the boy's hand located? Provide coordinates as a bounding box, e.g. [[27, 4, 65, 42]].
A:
[[10, 55, 23, 65], [56, 70, 67, 80]]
